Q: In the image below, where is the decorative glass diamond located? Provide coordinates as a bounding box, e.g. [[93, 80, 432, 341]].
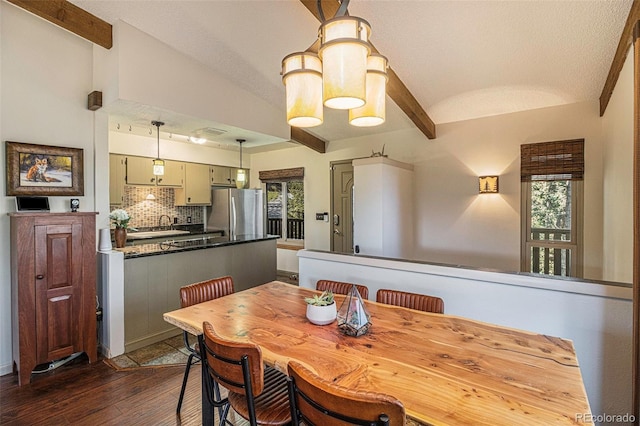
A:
[[337, 284, 371, 337]]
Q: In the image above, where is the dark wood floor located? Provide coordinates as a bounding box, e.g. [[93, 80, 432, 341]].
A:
[[0, 355, 206, 425]]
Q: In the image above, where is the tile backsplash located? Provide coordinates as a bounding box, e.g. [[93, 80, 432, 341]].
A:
[[110, 186, 204, 229]]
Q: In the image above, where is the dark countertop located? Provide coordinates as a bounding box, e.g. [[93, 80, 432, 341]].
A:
[[118, 234, 278, 259]]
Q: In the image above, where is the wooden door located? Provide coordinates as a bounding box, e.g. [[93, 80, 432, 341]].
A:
[[34, 222, 83, 363], [330, 161, 354, 253]]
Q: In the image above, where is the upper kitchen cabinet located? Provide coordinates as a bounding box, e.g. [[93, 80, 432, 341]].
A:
[[210, 165, 250, 187], [126, 156, 184, 187], [210, 165, 235, 187], [110, 154, 126, 205], [175, 162, 211, 206]]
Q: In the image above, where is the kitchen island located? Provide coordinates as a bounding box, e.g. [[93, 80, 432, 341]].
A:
[[98, 235, 277, 355]]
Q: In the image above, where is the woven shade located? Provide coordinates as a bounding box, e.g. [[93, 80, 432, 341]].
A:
[[521, 139, 584, 182], [259, 167, 304, 182]]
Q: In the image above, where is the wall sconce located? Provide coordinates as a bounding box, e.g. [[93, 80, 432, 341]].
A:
[[479, 176, 499, 194]]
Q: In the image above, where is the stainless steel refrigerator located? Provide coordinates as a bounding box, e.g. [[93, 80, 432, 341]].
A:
[[205, 188, 265, 238]]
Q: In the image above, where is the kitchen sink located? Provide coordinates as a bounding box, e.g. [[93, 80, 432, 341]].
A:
[[127, 230, 191, 240]]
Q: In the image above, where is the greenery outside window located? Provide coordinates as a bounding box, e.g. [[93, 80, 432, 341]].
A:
[[259, 168, 305, 244], [520, 139, 584, 278]]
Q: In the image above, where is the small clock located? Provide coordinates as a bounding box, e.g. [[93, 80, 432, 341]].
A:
[[70, 198, 80, 212]]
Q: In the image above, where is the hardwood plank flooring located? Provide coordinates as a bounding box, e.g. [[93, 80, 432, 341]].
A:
[[0, 354, 233, 425]]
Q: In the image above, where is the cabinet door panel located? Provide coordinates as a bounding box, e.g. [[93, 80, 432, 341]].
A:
[[35, 223, 83, 363], [156, 160, 184, 187], [126, 156, 156, 185]]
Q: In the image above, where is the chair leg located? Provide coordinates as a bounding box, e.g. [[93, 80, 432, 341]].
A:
[[177, 352, 195, 414]]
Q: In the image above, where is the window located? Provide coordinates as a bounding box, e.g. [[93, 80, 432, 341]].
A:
[[260, 168, 305, 242], [521, 140, 584, 277]]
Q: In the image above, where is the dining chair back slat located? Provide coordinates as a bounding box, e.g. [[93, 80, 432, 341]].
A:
[[287, 360, 406, 426], [376, 289, 444, 314], [316, 279, 369, 300], [176, 276, 235, 414], [201, 321, 291, 426]]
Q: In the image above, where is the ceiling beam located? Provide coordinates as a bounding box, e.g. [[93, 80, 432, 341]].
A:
[[599, 0, 640, 116], [291, 127, 327, 153], [7, 0, 112, 49], [299, 0, 436, 139]]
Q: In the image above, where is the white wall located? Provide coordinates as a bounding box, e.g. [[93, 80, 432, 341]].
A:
[[251, 101, 605, 279], [112, 21, 290, 142], [602, 47, 633, 283], [0, 3, 99, 374], [298, 250, 632, 424]]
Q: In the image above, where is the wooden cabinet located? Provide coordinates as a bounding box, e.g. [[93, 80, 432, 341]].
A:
[[109, 154, 126, 205], [210, 165, 234, 186], [175, 162, 211, 205], [125, 156, 184, 187], [10, 212, 97, 385], [210, 165, 250, 187]]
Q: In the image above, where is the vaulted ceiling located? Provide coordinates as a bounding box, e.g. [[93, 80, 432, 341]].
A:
[[57, 0, 634, 150]]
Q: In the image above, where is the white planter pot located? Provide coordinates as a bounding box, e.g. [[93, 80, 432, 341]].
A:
[[306, 303, 337, 325]]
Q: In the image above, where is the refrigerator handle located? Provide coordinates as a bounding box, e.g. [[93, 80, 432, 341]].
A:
[[231, 195, 236, 238]]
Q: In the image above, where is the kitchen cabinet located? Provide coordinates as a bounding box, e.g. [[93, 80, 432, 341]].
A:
[[126, 156, 184, 187], [210, 165, 235, 187], [10, 212, 97, 385], [109, 154, 126, 205], [209, 165, 250, 187], [175, 162, 211, 205]]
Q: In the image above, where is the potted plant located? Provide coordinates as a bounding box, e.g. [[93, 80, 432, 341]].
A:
[[304, 290, 336, 325]]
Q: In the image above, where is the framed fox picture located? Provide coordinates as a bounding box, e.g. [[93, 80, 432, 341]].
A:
[[6, 141, 84, 196]]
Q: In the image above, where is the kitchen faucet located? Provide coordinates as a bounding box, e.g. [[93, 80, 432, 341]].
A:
[[158, 214, 172, 230]]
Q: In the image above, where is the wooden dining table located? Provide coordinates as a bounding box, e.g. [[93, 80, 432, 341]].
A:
[[163, 281, 592, 425]]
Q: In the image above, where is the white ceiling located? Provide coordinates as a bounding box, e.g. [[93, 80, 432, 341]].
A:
[[71, 0, 632, 151]]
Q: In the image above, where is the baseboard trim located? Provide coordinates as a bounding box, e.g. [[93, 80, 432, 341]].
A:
[[124, 329, 181, 353], [0, 362, 14, 377]]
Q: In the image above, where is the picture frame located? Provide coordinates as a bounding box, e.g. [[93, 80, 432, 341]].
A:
[[6, 141, 84, 196]]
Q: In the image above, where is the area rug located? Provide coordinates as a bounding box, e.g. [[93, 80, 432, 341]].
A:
[[104, 334, 192, 371]]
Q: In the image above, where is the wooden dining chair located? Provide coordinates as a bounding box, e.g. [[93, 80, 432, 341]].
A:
[[316, 279, 369, 300], [199, 321, 291, 426], [287, 360, 405, 426], [177, 276, 235, 414], [376, 289, 444, 314]]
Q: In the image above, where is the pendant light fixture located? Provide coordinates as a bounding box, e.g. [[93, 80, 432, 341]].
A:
[[151, 120, 165, 176], [236, 139, 247, 189], [281, 0, 387, 128], [282, 52, 323, 127], [349, 53, 388, 126]]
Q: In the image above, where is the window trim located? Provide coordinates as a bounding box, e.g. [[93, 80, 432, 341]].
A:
[[520, 180, 583, 277], [264, 180, 305, 243]]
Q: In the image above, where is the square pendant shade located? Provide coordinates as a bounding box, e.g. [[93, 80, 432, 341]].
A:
[[153, 159, 165, 176], [349, 54, 388, 127], [282, 52, 323, 127], [319, 16, 371, 110]]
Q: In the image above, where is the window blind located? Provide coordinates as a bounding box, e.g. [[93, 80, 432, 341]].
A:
[[520, 139, 584, 182], [259, 167, 304, 182]]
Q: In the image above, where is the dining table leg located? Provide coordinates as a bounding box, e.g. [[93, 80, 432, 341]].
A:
[[201, 347, 214, 424]]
